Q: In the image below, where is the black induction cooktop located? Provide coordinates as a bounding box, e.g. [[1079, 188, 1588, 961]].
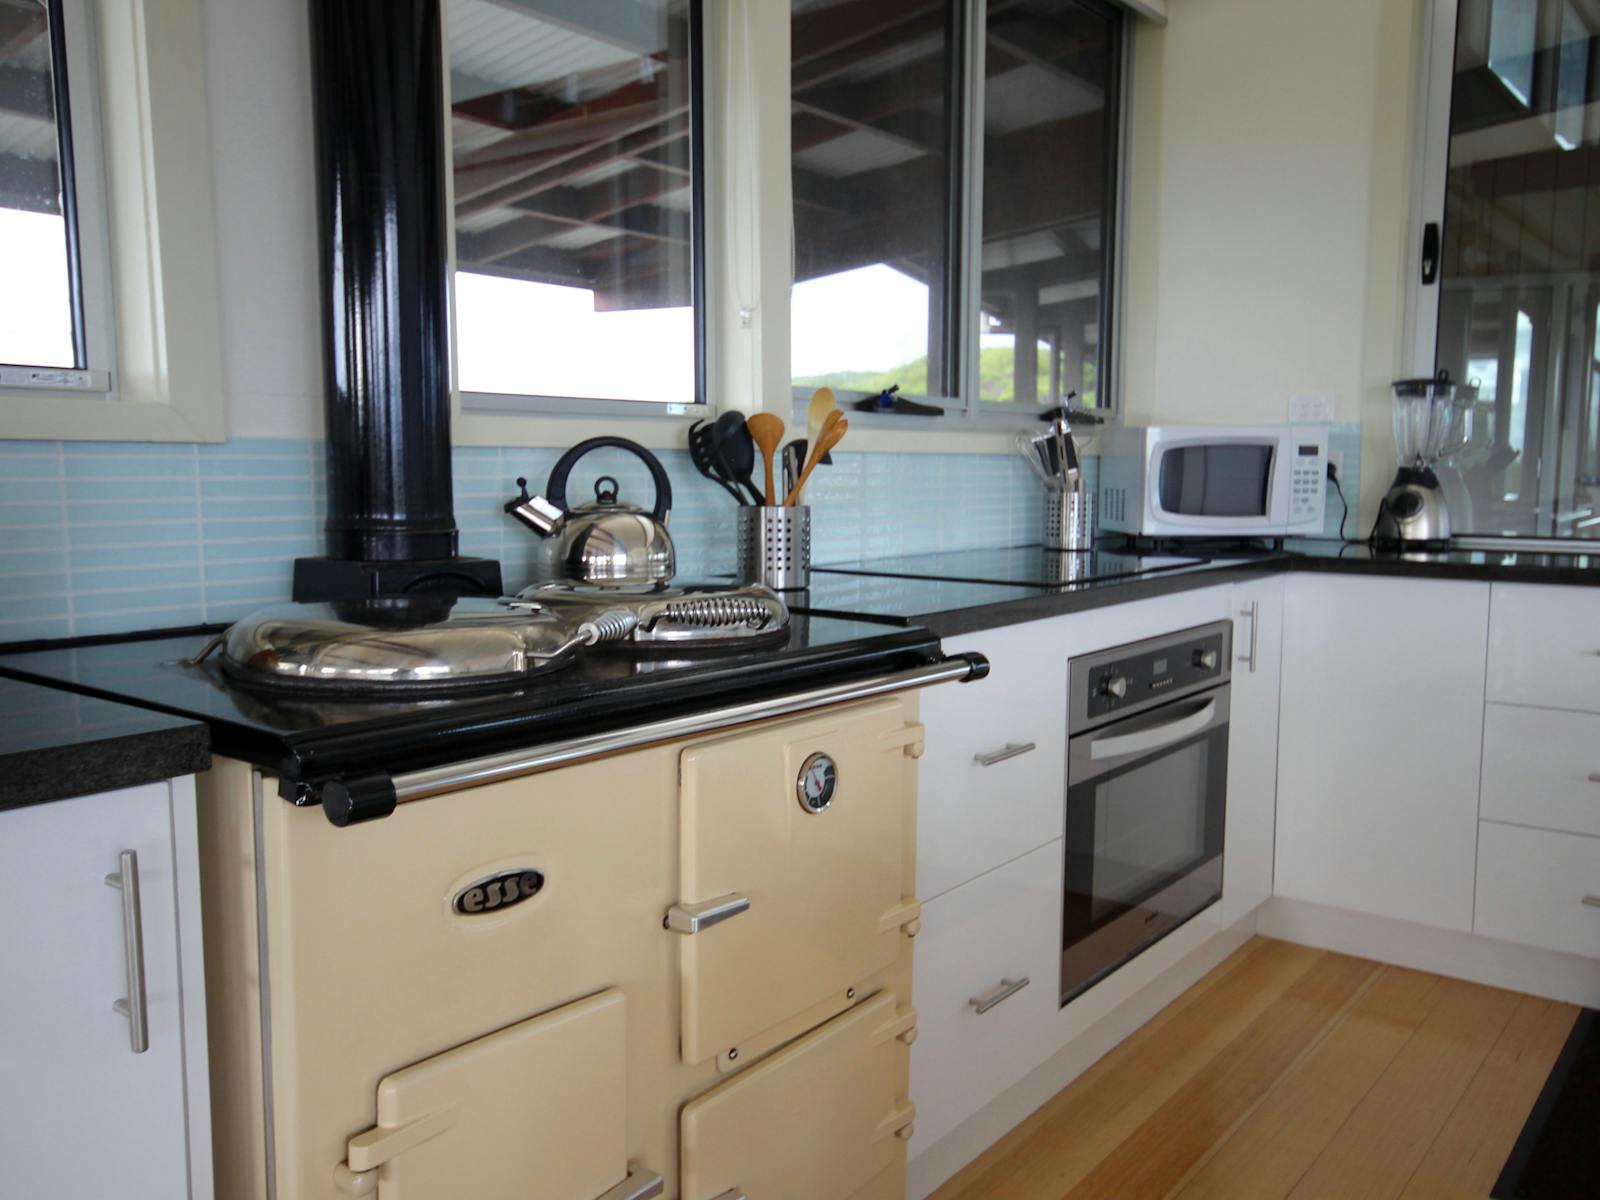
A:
[[812, 546, 1210, 588], [0, 614, 943, 790]]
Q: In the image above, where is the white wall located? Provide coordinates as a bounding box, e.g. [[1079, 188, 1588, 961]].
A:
[[200, 0, 324, 440], [1120, 0, 1421, 521]]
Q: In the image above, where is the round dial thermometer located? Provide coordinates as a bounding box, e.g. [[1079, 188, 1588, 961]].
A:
[[796, 752, 839, 814]]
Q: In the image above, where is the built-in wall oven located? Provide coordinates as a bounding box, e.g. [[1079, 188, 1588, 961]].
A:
[[1062, 622, 1231, 1004]]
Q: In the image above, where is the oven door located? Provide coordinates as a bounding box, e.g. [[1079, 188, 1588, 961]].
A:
[[1062, 687, 1229, 1004]]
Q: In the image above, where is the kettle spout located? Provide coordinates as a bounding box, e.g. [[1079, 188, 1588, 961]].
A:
[[503, 478, 566, 538]]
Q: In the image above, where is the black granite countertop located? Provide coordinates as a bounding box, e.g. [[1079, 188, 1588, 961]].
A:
[[0, 676, 210, 812], [793, 538, 1600, 635], [6, 536, 1598, 804]]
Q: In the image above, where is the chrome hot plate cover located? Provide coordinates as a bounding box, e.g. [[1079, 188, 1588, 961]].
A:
[[515, 580, 791, 649]]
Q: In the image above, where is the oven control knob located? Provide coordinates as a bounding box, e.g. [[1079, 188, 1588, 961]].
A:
[[1194, 648, 1219, 671], [1100, 674, 1129, 700]]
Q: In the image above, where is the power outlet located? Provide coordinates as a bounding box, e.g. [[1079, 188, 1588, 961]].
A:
[[1328, 450, 1344, 481]]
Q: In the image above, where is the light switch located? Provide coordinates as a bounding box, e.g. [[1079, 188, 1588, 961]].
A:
[[1289, 392, 1335, 423]]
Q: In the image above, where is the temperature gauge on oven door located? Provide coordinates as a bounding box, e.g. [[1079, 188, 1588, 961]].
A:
[[796, 752, 839, 814]]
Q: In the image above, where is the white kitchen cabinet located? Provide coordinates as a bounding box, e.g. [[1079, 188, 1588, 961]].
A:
[[0, 781, 211, 1199], [1222, 575, 1283, 925], [1487, 583, 1600, 713], [1274, 575, 1489, 932], [917, 620, 1069, 901], [1475, 822, 1600, 959], [1481, 704, 1600, 838], [909, 840, 1062, 1153]]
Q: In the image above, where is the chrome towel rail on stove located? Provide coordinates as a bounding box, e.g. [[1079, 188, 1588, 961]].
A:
[[312, 653, 991, 826]]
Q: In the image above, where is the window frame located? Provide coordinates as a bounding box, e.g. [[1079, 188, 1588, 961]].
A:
[[0, 0, 226, 443], [0, 0, 116, 398], [1406, 0, 1600, 545], [446, 0, 714, 425], [786, 0, 1129, 430]]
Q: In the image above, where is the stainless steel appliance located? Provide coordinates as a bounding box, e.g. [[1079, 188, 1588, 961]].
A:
[[1098, 424, 1328, 539], [1062, 622, 1231, 1004], [1373, 374, 1473, 549], [505, 437, 677, 585]]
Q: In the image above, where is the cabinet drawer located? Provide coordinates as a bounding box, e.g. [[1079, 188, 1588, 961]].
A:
[[918, 626, 1067, 900], [1475, 822, 1600, 959], [1482, 705, 1600, 837], [1488, 584, 1600, 712], [909, 840, 1062, 1153]]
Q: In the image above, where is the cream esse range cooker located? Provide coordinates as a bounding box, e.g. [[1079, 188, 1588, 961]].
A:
[[200, 692, 930, 1200]]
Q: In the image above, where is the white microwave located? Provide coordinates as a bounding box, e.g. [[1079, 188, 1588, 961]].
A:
[[1098, 423, 1329, 538]]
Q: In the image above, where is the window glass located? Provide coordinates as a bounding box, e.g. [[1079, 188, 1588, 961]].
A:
[[0, 0, 76, 369], [789, 0, 958, 402], [978, 0, 1118, 408], [788, 0, 1122, 414], [448, 0, 701, 405], [1435, 0, 1600, 535]]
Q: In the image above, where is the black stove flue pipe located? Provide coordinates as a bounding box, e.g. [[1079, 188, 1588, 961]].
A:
[[293, 0, 502, 601]]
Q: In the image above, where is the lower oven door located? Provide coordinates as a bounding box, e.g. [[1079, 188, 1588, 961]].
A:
[[338, 988, 633, 1199], [679, 990, 916, 1200], [1062, 687, 1229, 1004]]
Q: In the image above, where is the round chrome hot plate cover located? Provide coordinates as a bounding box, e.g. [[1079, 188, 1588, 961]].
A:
[[214, 596, 591, 696]]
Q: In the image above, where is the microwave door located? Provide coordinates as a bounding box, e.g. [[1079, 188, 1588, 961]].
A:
[[1148, 439, 1279, 533]]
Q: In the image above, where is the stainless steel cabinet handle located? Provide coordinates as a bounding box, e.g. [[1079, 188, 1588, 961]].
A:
[[1237, 601, 1260, 674], [974, 741, 1037, 767], [1583, 894, 1600, 909], [664, 893, 750, 934], [596, 1169, 665, 1200], [968, 976, 1030, 1015], [104, 850, 149, 1054]]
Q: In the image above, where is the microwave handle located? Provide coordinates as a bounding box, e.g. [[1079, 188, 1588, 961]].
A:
[[1088, 698, 1218, 762]]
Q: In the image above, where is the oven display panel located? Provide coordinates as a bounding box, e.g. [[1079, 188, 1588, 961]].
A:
[[1086, 630, 1227, 721]]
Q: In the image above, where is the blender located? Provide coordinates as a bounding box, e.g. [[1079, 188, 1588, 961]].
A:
[[1373, 371, 1472, 548]]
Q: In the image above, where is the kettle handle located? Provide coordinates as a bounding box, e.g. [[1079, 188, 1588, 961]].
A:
[[545, 437, 673, 522]]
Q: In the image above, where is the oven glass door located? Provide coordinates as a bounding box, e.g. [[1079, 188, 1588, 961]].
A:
[[1062, 688, 1228, 1003]]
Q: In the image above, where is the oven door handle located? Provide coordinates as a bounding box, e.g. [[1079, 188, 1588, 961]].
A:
[[1088, 698, 1218, 762]]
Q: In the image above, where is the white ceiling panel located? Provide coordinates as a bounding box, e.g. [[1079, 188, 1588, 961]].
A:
[[793, 127, 925, 179], [984, 64, 1102, 136], [448, 0, 643, 93], [0, 111, 56, 160]]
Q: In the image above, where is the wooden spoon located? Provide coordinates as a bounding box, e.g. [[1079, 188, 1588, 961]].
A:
[[745, 412, 786, 507], [784, 412, 847, 506], [806, 387, 836, 450]]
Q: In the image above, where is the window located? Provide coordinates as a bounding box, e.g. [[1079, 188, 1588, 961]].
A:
[[0, 0, 113, 394], [447, 0, 705, 412], [789, 0, 1123, 416], [1415, 0, 1600, 537]]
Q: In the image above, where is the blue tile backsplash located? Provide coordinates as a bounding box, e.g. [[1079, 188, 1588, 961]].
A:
[[0, 424, 1362, 643]]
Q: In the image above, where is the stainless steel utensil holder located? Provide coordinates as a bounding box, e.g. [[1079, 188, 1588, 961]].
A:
[[1044, 490, 1096, 551], [738, 506, 811, 591]]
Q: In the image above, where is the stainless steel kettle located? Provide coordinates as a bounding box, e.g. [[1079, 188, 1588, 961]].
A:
[[504, 437, 676, 584]]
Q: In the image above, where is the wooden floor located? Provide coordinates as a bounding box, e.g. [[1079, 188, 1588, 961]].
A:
[[932, 937, 1580, 1200]]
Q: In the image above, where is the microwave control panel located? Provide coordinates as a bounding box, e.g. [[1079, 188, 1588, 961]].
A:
[[1287, 440, 1326, 527], [1072, 622, 1232, 729]]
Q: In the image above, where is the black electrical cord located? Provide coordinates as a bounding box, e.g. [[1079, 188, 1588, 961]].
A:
[[1328, 465, 1350, 541]]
